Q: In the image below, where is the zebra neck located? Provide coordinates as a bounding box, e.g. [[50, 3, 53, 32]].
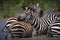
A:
[[31, 17, 40, 30]]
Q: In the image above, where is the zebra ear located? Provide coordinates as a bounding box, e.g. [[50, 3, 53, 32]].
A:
[[25, 7, 28, 10], [36, 3, 39, 7], [25, 7, 29, 10]]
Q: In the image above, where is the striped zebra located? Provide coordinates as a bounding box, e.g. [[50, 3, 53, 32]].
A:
[[47, 15, 60, 37], [1, 17, 18, 32], [18, 8, 56, 35], [2, 17, 35, 38], [47, 23, 60, 37], [25, 3, 43, 17]]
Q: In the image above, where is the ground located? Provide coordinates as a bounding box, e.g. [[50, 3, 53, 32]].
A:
[[0, 31, 60, 40]]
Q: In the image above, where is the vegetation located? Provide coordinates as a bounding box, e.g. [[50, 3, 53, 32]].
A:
[[0, 0, 60, 18]]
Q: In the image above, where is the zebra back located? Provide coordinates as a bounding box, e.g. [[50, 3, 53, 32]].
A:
[[5, 17, 35, 38], [5, 17, 18, 29]]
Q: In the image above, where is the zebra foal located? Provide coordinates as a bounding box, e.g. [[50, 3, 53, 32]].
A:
[[2, 17, 35, 38]]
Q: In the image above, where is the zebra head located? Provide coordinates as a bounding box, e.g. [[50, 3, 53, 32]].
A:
[[26, 3, 43, 17], [18, 9, 33, 23], [18, 3, 43, 22]]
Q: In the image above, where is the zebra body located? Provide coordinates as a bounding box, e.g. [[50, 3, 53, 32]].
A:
[[4, 17, 34, 38], [47, 15, 60, 37], [5, 17, 18, 29], [18, 5, 60, 36], [18, 9, 56, 35], [47, 23, 60, 37], [9, 21, 33, 38]]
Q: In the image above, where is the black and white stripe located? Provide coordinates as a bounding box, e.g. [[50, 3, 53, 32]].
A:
[[47, 23, 60, 37], [3, 17, 34, 38], [1, 17, 18, 32], [18, 9, 56, 35], [5, 17, 18, 29], [8, 22, 26, 38], [47, 15, 60, 37], [4, 17, 25, 38]]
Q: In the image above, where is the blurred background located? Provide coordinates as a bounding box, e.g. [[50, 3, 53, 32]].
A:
[[0, 0, 60, 18]]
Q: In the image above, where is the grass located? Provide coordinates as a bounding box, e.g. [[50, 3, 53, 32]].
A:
[[0, 0, 59, 18]]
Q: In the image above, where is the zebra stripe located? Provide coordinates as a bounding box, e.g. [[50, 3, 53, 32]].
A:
[[9, 22, 26, 37], [6, 17, 18, 28], [1, 17, 18, 32], [47, 23, 60, 37], [4, 17, 34, 38], [18, 9, 56, 35], [47, 15, 60, 37]]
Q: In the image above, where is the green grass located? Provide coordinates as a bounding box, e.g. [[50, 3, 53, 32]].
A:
[[0, 0, 60, 18]]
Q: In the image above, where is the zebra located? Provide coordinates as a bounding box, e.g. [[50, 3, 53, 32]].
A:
[[1, 17, 18, 32], [25, 3, 43, 17], [47, 15, 60, 37], [2, 17, 35, 38], [47, 23, 60, 37], [17, 7, 56, 35], [7, 21, 33, 38]]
